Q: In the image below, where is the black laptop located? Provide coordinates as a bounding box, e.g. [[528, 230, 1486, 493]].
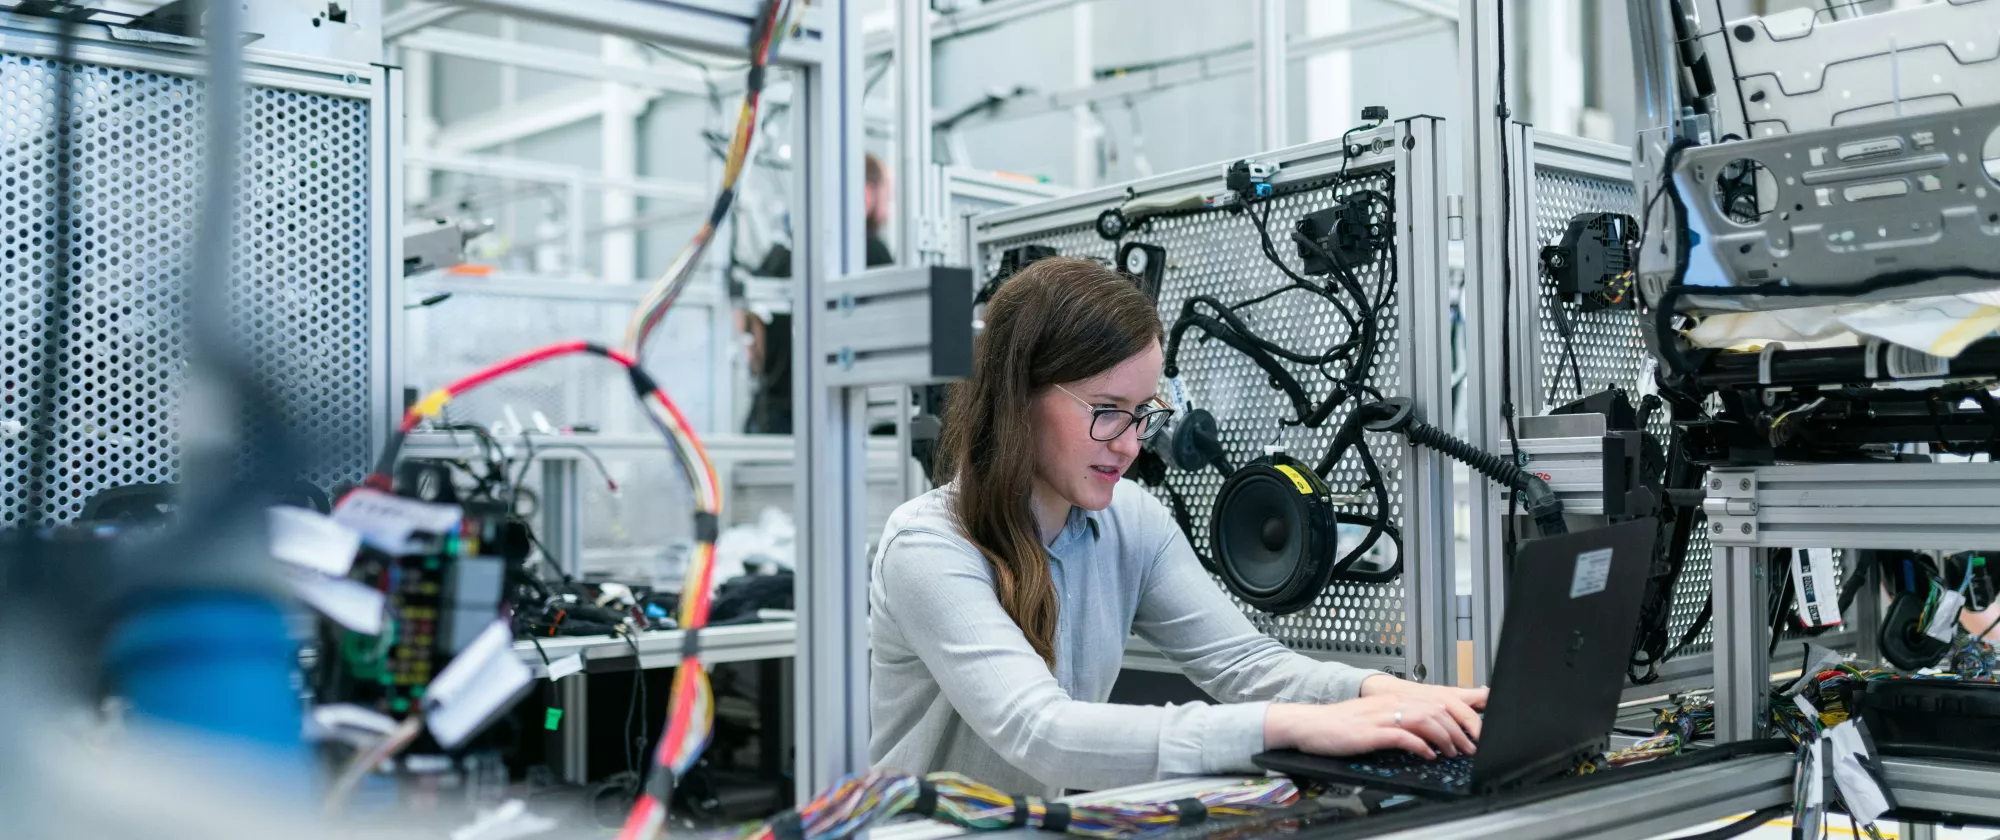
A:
[[1254, 518, 1657, 798]]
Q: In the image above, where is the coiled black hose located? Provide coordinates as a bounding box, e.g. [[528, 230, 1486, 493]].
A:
[[1402, 420, 1528, 491], [1326, 399, 1569, 538]]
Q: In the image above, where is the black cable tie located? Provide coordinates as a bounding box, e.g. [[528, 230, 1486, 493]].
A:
[[911, 779, 939, 817], [627, 364, 661, 396], [645, 765, 676, 802], [1174, 799, 1208, 826], [1039, 803, 1071, 833], [707, 189, 739, 230], [771, 810, 805, 840], [693, 511, 720, 544], [680, 627, 702, 660], [1011, 796, 1031, 828]]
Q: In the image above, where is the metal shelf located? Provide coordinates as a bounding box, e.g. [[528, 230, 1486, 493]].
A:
[[514, 621, 796, 677]]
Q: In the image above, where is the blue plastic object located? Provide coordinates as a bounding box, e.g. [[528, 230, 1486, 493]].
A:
[[105, 592, 313, 792]]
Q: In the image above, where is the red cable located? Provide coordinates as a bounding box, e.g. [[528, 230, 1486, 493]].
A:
[[398, 340, 600, 433]]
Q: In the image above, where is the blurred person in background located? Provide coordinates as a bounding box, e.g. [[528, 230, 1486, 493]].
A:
[[740, 154, 895, 435]]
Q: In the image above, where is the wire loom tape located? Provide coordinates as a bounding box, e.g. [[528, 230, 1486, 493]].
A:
[[911, 780, 939, 817], [1173, 798, 1208, 826], [771, 811, 805, 840], [1038, 803, 1072, 833]]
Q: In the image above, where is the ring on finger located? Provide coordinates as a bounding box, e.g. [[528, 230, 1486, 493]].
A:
[[1392, 710, 1403, 727]]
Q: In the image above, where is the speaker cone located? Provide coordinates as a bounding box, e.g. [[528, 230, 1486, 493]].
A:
[[1209, 454, 1337, 614]]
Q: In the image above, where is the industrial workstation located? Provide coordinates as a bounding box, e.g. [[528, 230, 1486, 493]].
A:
[[6, 0, 2000, 837]]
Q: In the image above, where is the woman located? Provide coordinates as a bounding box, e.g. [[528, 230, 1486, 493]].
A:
[[868, 257, 1486, 796]]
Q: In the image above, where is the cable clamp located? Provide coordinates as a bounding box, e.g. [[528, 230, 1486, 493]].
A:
[[911, 780, 939, 817], [1174, 798, 1208, 826], [680, 627, 702, 660], [1038, 803, 1071, 833], [771, 811, 805, 840], [1758, 341, 1785, 386]]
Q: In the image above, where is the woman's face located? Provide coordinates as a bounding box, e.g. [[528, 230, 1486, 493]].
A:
[[1030, 342, 1164, 512]]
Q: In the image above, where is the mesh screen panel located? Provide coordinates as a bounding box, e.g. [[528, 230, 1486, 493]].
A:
[[2, 51, 374, 525], [982, 168, 1410, 658], [1531, 158, 1738, 657]]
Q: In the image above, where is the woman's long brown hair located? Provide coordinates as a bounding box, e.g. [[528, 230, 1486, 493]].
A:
[[936, 256, 1162, 668]]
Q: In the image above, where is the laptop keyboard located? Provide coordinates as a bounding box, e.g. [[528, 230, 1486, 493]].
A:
[[1341, 749, 1476, 791]]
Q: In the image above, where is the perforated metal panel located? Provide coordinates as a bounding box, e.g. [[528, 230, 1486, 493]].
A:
[[1525, 154, 1717, 654], [1, 48, 378, 525], [974, 134, 1442, 663]]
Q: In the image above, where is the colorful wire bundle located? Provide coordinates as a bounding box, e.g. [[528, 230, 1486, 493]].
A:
[[1607, 695, 1715, 766], [358, 340, 723, 836], [735, 771, 1303, 840], [622, 0, 795, 359], [1608, 643, 2000, 767]]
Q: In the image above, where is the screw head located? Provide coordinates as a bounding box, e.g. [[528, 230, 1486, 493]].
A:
[[1710, 478, 1723, 490], [1741, 523, 1754, 534], [837, 347, 854, 369], [1739, 478, 1752, 491], [1713, 522, 1724, 533]]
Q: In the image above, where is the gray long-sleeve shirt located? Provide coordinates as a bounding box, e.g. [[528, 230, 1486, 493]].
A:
[[867, 480, 1374, 796]]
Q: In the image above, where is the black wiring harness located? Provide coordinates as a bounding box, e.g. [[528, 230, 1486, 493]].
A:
[[1148, 142, 1404, 585]]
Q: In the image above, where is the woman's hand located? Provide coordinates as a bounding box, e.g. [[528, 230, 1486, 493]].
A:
[[1263, 678, 1487, 760], [1359, 673, 1489, 712]]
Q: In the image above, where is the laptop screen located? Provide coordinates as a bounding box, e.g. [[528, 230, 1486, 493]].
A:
[[1472, 519, 1659, 790]]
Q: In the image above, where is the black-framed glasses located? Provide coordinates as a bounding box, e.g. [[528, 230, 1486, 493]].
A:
[[1053, 384, 1175, 441]]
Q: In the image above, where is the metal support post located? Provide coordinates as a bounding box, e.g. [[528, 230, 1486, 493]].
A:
[[557, 674, 589, 784], [1253, 0, 1287, 150], [795, 0, 869, 801], [600, 36, 641, 284], [1711, 545, 1770, 742], [1900, 822, 1938, 840], [895, 0, 941, 266], [1401, 118, 1457, 685], [1460, 0, 1510, 685], [541, 459, 583, 579]]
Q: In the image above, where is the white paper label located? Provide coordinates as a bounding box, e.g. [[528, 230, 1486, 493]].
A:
[[1826, 722, 1893, 826], [1164, 375, 1192, 414], [289, 569, 386, 635], [1570, 548, 1614, 598], [1790, 547, 1843, 628], [1924, 588, 1966, 642], [268, 505, 362, 576], [546, 654, 586, 682], [424, 620, 534, 750], [334, 487, 463, 554], [1792, 693, 1821, 724]]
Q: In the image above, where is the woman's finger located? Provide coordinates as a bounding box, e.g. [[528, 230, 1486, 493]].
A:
[[1443, 697, 1483, 743], [1406, 713, 1460, 757], [1381, 727, 1435, 759]]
